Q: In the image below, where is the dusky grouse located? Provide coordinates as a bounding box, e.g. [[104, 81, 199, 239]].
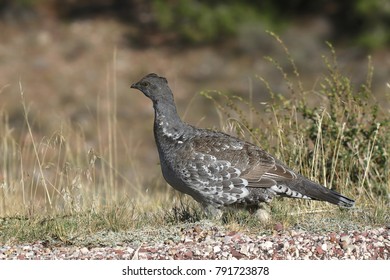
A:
[[131, 73, 355, 215]]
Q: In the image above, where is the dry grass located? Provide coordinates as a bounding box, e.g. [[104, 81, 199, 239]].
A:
[[0, 36, 389, 244]]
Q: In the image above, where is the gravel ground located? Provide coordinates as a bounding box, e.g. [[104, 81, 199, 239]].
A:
[[1, 224, 389, 260]]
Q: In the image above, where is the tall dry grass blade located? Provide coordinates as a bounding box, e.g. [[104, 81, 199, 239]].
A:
[[106, 64, 115, 199], [19, 81, 52, 208], [311, 110, 325, 183], [360, 122, 381, 200], [266, 30, 304, 95], [112, 47, 119, 196], [329, 122, 346, 189]]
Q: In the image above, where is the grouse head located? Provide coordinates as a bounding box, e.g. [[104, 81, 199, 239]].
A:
[[131, 73, 173, 104]]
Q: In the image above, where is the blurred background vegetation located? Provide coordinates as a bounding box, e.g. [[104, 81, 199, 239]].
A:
[[1, 0, 389, 48]]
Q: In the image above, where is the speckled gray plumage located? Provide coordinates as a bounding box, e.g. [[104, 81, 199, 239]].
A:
[[131, 73, 355, 213]]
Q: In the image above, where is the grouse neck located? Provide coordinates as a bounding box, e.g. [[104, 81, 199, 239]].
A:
[[153, 99, 188, 141]]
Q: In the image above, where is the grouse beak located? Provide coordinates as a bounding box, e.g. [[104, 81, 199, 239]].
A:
[[130, 82, 138, 89]]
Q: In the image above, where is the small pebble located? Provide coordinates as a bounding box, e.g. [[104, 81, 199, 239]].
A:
[[80, 247, 89, 254], [262, 241, 273, 250], [240, 244, 249, 256]]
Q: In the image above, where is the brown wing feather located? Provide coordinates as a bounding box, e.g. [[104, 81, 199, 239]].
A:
[[244, 162, 298, 188], [189, 130, 275, 176]]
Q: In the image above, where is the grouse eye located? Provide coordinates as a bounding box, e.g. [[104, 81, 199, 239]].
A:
[[140, 81, 150, 87]]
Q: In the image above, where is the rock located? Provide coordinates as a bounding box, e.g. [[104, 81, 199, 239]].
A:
[[126, 247, 134, 254], [224, 236, 232, 243], [25, 251, 35, 258], [213, 246, 221, 254], [282, 241, 290, 251], [194, 249, 202, 256], [255, 209, 270, 222], [329, 232, 337, 243], [316, 246, 324, 255], [184, 250, 193, 259], [231, 248, 243, 259], [274, 222, 284, 231], [346, 245, 357, 254], [80, 247, 89, 254], [184, 237, 193, 243], [340, 236, 351, 250], [22, 245, 32, 251], [262, 241, 273, 250], [240, 244, 249, 256]]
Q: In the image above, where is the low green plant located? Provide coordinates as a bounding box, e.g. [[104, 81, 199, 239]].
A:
[[152, 0, 266, 43]]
